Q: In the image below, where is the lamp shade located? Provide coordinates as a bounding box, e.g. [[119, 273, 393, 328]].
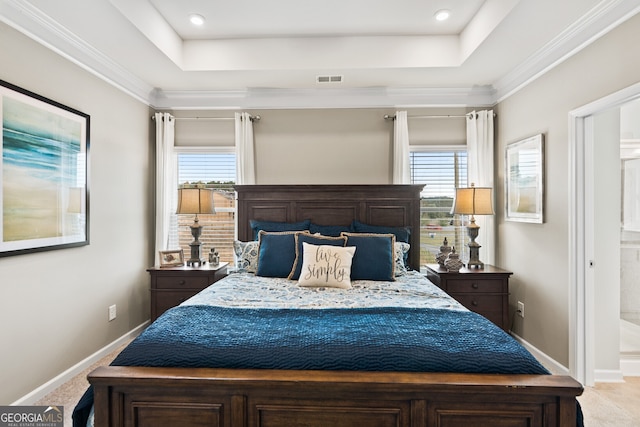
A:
[[176, 188, 215, 215], [452, 186, 494, 216]]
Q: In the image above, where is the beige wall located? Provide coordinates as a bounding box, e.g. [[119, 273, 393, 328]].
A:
[[174, 107, 469, 184], [496, 12, 640, 367], [0, 23, 153, 404], [255, 108, 395, 184]]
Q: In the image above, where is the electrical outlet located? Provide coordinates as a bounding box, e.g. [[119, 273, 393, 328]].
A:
[[108, 304, 117, 321], [517, 301, 525, 318]]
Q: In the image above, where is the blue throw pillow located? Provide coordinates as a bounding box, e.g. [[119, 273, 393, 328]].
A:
[[342, 232, 396, 281], [256, 231, 306, 278], [351, 220, 411, 243], [289, 233, 347, 280], [250, 219, 311, 240], [308, 223, 353, 237]]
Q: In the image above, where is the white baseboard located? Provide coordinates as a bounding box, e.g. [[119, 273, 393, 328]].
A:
[[11, 321, 148, 405], [594, 369, 625, 382], [510, 332, 570, 375], [621, 355, 640, 376], [511, 332, 632, 382]]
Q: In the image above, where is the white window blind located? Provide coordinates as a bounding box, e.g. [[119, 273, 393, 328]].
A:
[[410, 150, 469, 265], [169, 152, 237, 265]]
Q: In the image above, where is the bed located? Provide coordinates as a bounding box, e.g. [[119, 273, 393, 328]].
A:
[[75, 184, 583, 427]]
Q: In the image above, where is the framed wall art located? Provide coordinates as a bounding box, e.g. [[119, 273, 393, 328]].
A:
[[0, 79, 90, 257], [505, 134, 544, 223]]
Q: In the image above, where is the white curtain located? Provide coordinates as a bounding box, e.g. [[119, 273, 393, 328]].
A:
[[466, 110, 495, 265], [154, 112, 176, 265], [392, 110, 410, 184], [235, 112, 256, 185]]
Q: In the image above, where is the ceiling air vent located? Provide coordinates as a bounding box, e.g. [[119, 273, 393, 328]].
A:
[[317, 75, 343, 83]]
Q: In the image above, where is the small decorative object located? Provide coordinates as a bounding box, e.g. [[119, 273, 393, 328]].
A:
[[444, 246, 464, 273], [159, 249, 185, 268], [209, 248, 220, 266], [435, 237, 452, 268]]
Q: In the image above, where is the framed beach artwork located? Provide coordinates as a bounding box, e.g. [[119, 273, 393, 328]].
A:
[[0, 79, 89, 257], [505, 134, 544, 223]]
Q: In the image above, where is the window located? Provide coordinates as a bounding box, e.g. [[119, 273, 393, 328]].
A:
[[169, 151, 237, 265], [410, 149, 468, 265]]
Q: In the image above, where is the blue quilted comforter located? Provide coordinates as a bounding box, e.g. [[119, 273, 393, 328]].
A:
[[74, 305, 581, 426], [114, 305, 547, 372]]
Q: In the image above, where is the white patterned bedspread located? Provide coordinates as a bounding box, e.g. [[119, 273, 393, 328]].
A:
[[182, 270, 466, 311]]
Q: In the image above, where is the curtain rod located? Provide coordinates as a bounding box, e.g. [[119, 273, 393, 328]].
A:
[[384, 114, 467, 120], [152, 115, 261, 122], [383, 113, 495, 120]]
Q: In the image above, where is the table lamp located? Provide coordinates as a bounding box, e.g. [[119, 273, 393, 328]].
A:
[[451, 183, 494, 268], [176, 188, 215, 266]]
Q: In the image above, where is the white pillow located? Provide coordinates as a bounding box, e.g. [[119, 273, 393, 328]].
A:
[[298, 243, 356, 289]]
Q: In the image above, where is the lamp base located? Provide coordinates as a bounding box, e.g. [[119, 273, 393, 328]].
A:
[[186, 220, 204, 267], [187, 242, 203, 267], [465, 219, 484, 269], [467, 241, 484, 269]]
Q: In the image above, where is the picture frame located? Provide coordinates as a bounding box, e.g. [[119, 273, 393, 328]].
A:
[[505, 134, 545, 223], [159, 249, 185, 268], [0, 79, 90, 257]]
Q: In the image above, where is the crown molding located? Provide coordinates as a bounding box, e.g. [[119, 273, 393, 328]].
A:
[[0, 0, 155, 104], [494, 0, 640, 102], [385, 86, 496, 108], [151, 86, 497, 110]]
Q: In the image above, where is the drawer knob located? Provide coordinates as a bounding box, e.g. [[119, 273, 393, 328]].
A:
[[472, 300, 478, 306], [178, 280, 186, 286], [471, 282, 479, 289]]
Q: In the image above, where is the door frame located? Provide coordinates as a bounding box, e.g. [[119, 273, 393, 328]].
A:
[[569, 81, 640, 385]]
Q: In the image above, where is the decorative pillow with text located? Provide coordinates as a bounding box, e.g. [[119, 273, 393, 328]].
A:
[[289, 233, 347, 280], [298, 243, 356, 289]]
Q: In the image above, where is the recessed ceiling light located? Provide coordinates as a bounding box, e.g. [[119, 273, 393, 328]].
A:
[[189, 14, 205, 26], [434, 9, 450, 21]]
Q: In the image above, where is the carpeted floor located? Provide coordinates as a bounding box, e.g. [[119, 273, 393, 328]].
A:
[[33, 341, 130, 427], [33, 342, 640, 426]]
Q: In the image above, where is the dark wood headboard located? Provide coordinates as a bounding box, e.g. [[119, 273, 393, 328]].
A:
[[235, 185, 424, 270]]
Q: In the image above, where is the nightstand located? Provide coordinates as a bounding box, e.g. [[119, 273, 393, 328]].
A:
[[425, 264, 512, 331], [148, 262, 228, 321]]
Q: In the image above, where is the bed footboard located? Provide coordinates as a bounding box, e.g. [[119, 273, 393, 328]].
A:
[[89, 366, 582, 427]]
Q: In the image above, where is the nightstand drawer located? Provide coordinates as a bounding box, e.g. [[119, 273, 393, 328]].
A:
[[152, 290, 197, 317], [425, 264, 512, 331], [477, 311, 504, 328], [148, 263, 229, 322], [155, 275, 212, 289], [447, 279, 503, 293], [453, 293, 503, 311]]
